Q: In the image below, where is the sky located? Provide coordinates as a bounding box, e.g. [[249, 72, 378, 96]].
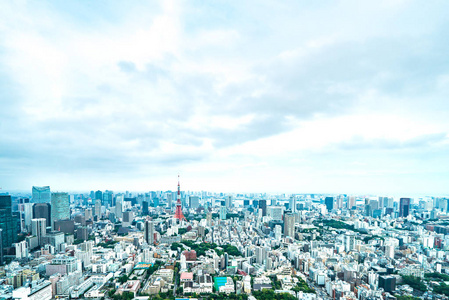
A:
[[1, 1, 449, 196]]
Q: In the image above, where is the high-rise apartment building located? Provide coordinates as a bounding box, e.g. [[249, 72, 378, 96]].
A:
[[347, 196, 356, 209], [399, 198, 411, 218], [284, 213, 295, 239], [32, 186, 51, 203], [50, 193, 70, 229], [344, 232, 355, 252], [144, 219, 154, 245]]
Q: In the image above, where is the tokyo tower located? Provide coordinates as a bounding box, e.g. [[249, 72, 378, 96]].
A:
[[174, 175, 187, 222]]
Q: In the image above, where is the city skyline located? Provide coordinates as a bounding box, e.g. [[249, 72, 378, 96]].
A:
[[1, 1, 449, 195]]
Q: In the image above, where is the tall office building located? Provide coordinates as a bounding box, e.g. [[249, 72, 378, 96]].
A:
[[190, 196, 200, 209], [289, 196, 297, 213], [167, 193, 173, 209], [115, 195, 123, 219], [31, 218, 47, 246], [123, 211, 134, 227], [85, 208, 93, 221], [32, 186, 51, 203], [33, 203, 51, 228], [144, 219, 154, 245], [220, 205, 227, 220], [225, 195, 232, 208], [94, 199, 101, 218], [379, 275, 396, 293], [94, 190, 103, 201], [284, 213, 295, 239], [325, 197, 334, 212], [50, 192, 70, 229], [399, 198, 411, 218], [0, 195, 18, 251], [269, 206, 284, 221], [142, 201, 149, 215], [102, 191, 113, 207], [259, 200, 267, 217], [19, 202, 33, 232]]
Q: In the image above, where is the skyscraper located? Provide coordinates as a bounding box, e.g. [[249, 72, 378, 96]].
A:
[[325, 197, 334, 212], [220, 205, 227, 220], [50, 192, 70, 229], [225, 195, 232, 209], [259, 200, 267, 217], [399, 198, 411, 218], [0, 195, 18, 251], [142, 201, 149, 215], [190, 196, 200, 209], [284, 213, 295, 239], [102, 190, 113, 207], [167, 192, 173, 209], [144, 219, 154, 245], [269, 206, 284, 221], [19, 202, 33, 232], [115, 195, 123, 219], [31, 218, 47, 246], [289, 196, 297, 213], [32, 186, 51, 203], [344, 232, 355, 252], [347, 196, 356, 209], [94, 199, 101, 218], [95, 190, 103, 201], [33, 203, 51, 228]]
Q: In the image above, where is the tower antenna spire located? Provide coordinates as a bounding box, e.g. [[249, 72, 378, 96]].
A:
[[174, 174, 186, 223]]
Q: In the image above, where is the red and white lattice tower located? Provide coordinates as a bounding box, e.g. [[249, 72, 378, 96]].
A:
[[174, 175, 186, 223]]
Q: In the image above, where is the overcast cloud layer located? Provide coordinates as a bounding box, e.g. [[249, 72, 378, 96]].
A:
[[1, 1, 449, 195]]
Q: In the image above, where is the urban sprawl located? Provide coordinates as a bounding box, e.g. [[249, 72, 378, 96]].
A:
[[0, 180, 448, 300]]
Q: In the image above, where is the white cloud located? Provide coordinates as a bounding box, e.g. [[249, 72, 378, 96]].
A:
[[0, 0, 448, 195]]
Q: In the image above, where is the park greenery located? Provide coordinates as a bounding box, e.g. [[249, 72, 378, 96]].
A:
[[253, 289, 297, 300], [400, 275, 427, 292], [433, 282, 449, 296], [111, 291, 134, 300], [424, 272, 449, 282], [395, 296, 421, 300], [292, 277, 315, 293], [117, 274, 129, 284], [97, 240, 118, 248], [178, 240, 243, 257], [314, 219, 365, 234], [178, 228, 188, 235]]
